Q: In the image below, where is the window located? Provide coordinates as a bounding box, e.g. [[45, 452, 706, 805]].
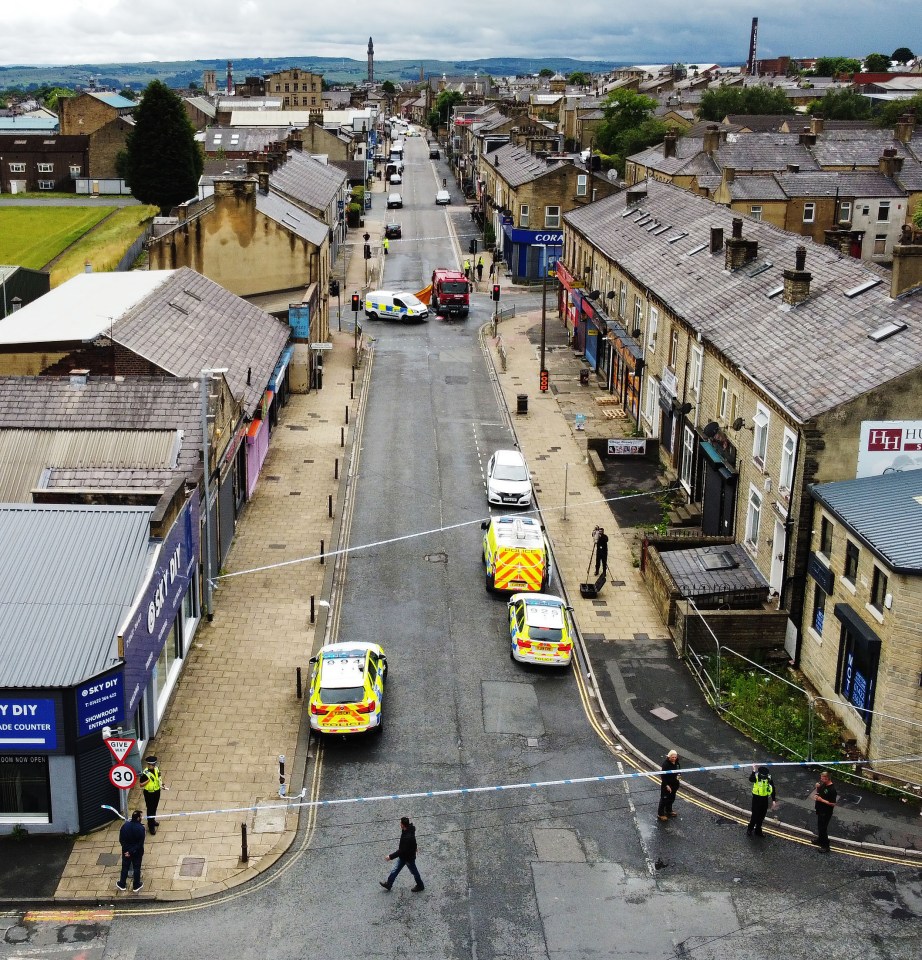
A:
[[0, 755, 49, 821], [779, 429, 796, 494], [870, 567, 888, 612], [680, 425, 695, 492], [752, 405, 769, 467], [874, 234, 887, 255], [8, 162, 25, 173], [576, 174, 588, 196], [690, 345, 703, 395], [38, 180, 55, 190], [37, 162, 53, 173], [717, 375, 728, 419], [745, 486, 762, 548], [633, 295, 643, 329], [750, 205, 762, 221], [877, 201, 890, 222], [811, 585, 827, 635], [519, 203, 529, 227], [648, 306, 658, 351], [838, 200, 852, 223], [668, 330, 678, 369], [618, 282, 626, 319], [803, 202, 815, 223], [644, 377, 658, 427], [284, 83, 290, 92], [544, 205, 561, 228], [820, 516, 833, 556], [274, 83, 280, 92], [729, 391, 739, 427], [844, 540, 860, 585]]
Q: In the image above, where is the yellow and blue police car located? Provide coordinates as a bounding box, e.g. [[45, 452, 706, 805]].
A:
[[508, 593, 574, 666], [308, 641, 387, 735]]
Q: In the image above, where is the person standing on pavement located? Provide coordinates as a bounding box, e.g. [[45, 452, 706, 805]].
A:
[[657, 750, 681, 821], [747, 765, 776, 837], [812, 771, 837, 850], [463, 258, 471, 280], [489, 259, 496, 279], [139, 756, 163, 835], [380, 816, 424, 892], [116, 810, 145, 892], [382, 237, 390, 256], [476, 255, 484, 281], [593, 526, 609, 576]]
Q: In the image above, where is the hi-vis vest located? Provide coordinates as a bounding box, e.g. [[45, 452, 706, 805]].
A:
[[142, 766, 162, 793], [752, 776, 772, 797]]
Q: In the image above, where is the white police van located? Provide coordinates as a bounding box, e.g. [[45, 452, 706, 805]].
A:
[[364, 290, 429, 322]]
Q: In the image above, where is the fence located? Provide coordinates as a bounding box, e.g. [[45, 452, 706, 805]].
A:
[[115, 226, 152, 272]]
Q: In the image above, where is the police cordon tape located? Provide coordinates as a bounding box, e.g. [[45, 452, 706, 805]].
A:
[[102, 756, 922, 821]]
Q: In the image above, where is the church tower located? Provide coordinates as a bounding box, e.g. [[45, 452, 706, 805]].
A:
[[367, 37, 374, 85]]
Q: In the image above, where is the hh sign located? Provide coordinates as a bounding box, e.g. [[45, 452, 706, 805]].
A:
[[858, 420, 922, 477]]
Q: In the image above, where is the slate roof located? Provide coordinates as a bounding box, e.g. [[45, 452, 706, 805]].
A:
[[185, 96, 217, 119], [809, 133, 913, 168], [725, 114, 790, 132], [716, 137, 820, 172], [202, 125, 292, 153], [269, 150, 347, 213], [43, 467, 179, 491], [726, 176, 788, 201], [812, 469, 922, 573], [0, 503, 156, 688], [256, 190, 329, 246], [563, 179, 922, 422], [0, 134, 86, 152], [773, 171, 905, 198], [486, 142, 567, 187], [896, 159, 922, 191]]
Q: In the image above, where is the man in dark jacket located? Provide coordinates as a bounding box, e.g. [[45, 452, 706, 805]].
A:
[[380, 816, 424, 892], [116, 810, 146, 892], [657, 749, 681, 821], [747, 765, 777, 837]]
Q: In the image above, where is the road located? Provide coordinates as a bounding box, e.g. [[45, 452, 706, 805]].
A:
[[2, 132, 919, 960]]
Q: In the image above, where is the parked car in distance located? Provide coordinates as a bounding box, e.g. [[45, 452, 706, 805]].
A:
[[486, 449, 532, 507], [389, 172, 402, 184], [387, 193, 403, 209], [429, 147, 441, 159], [436, 189, 450, 205], [384, 222, 402, 239]]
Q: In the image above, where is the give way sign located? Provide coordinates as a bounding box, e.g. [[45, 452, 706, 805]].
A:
[[104, 737, 136, 763]]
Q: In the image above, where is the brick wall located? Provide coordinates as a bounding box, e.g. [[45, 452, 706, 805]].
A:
[[87, 119, 130, 179], [676, 606, 789, 657], [60, 94, 119, 136]]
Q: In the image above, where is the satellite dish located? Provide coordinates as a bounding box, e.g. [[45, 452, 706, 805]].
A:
[[703, 421, 719, 438], [732, 417, 745, 431]]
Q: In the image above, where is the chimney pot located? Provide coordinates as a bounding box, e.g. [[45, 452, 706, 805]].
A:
[[84, 260, 93, 274], [710, 227, 724, 253], [69, 369, 90, 386], [732, 217, 743, 239], [795, 245, 807, 271]]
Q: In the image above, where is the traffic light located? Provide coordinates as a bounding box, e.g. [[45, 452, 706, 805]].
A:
[[363, 243, 372, 260], [351, 293, 360, 312], [539, 369, 549, 393], [491, 284, 500, 302]]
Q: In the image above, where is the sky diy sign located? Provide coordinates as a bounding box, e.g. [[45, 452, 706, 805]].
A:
[[0, 698, 57, 750]]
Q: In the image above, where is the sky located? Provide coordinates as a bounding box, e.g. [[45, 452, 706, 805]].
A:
[[1, 1, 916, 68]]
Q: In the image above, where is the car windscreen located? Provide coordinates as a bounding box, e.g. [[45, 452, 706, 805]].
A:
[[494, 463, 528, 481], [528, 625, 564, 642], [442, 281, 468, 294], [319, 685, 364, 704]]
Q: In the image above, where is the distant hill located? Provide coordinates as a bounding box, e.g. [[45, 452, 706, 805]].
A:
[[0, 56, 622, 92]]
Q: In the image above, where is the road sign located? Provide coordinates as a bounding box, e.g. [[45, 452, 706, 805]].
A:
[[310, 342, 333, 351], [104, 737, 136, 763], [109, 764, 136, 790]]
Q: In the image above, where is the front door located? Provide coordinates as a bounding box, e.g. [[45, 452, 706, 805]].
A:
[[770, 518, 786, 597]]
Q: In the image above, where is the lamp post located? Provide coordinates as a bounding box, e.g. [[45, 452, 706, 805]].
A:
[[200, 367, 228, 620]]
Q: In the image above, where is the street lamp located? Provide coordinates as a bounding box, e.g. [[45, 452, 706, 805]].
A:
[[200, 366, 228, 620]]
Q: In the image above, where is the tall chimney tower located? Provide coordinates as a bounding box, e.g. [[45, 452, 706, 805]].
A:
[[747, 18, 759, 76], [226, 60, 233, 95], [367, 37, 374, 85]]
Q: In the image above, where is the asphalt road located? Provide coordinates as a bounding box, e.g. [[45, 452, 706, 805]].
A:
[[2, 133, 919, 960]]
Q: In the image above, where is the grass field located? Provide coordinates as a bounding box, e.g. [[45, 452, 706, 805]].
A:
[[0, 206, 115, 270]]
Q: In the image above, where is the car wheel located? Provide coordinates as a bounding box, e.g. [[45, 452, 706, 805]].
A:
[[485, 570, 494, 593], [365, 310, 377, 320], [374, 715, 384, 736], [462, 308, 469, 317]]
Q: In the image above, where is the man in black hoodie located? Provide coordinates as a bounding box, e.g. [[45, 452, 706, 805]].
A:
[[116, 810, 146, 892], [380, 816, 424, 892]]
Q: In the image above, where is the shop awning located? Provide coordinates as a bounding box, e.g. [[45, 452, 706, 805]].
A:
[[700, 440, 736, 479], [834, 603, 882, 655]]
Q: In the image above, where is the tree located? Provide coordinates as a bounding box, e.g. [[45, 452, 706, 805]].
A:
[[594, 90, 666, 174], [120, 80, 203, 214], [698, 86, 794, 121], [812, 56, 861, 77], [381, 80, 396, 96], [568, 71, 589, 86], [807, 88, 872, 120], [539, 68, 554, 78], [876, 92, 922, 127], [43, 87, 74, 111], [864, 52, 891, 73], [892, 47, 915, 64], [119, 88, 136, 101], [432, 89, 462, 132]]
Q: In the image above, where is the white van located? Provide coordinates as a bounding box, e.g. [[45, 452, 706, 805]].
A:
[[364, 290, 429, 322]]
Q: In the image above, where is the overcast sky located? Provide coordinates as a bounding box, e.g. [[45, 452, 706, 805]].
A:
[[2, 1, 916, 68]]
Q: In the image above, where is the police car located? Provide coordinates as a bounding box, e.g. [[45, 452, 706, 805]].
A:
[[364, 290, 429, 322], [508, 593, 574, 666], [308, 641, 387, 735]]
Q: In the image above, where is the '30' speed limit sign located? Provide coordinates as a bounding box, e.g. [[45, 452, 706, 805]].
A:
[[109, 764, 137, 790]]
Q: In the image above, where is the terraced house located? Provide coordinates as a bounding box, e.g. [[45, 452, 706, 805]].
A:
[[560, 180, 922, 703]]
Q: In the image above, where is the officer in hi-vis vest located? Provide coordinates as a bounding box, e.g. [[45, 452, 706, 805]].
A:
[[139, 756, 163, 835], [747, 764, 777, 837]]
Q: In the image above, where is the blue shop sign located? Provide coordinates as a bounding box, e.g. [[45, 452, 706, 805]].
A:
[[289, 304, 311, 340], [0, 697, 57, 751], [505, 227, 563, 245], [122, 497, 199, 715], [76, 670, 125, 738]]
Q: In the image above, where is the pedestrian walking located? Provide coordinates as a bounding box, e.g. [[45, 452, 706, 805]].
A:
[[812, 771, 837, 851], [592, 526, 609, 576], [657, 749, 681, 820], [382, 237, 390, 256], [489, 260, 496, 279], [476, 255, 484, 281], [747, 764, 777, 837], [463, 258, 471, 280], [380, 816, 424, 892], [116, 810, 145, 892], [139, 756, 163, 835]]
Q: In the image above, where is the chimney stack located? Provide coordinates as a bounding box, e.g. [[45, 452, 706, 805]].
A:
[[626, 186, 647, 207], [810, 116, 824, 135], [69, 369, 90, 386], [786, 162, 800, 173], [782, 246, 812, 305], [890, 234, 922, 299], [710, 227, 724, 254], [725, 217, 759, 270], [894, 113, 916, 144], [798, 129, 817, 146], [703, 124, 720, 155], [878, 147, 904, 178], [663, 130, 677, 158], [722, 165, 736, 185]]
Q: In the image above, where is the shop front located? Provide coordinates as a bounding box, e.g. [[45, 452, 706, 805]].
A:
[[554, 262, 582, 342], [608, 322, 644, 425], [698, 425, 739, 537], [500, 225, 563, 283], [580, 296, 607, 371]]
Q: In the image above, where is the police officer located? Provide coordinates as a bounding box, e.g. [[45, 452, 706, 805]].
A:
[[463, 258, 471, 279], [747, 764, 776, 837], [382, 237, 390, 256], [139, 756, 163, 835]]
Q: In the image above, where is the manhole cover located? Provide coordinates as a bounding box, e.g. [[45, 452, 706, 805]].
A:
[[179, 857, 206, 878], [650, 706, 679, 721]]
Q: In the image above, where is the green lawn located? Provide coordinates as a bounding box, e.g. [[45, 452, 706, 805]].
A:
[[0, 206, 116, 270]]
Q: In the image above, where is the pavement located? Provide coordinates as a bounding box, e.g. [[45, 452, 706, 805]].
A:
[[2, 181, 920, 906]]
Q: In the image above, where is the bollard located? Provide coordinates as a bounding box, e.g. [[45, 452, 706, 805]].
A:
[[320, 539, 325, 564], [345, 406, 349, 425], [328, 494, 333, 518], [350, 382, 354, 400], [278, 755, 286, 798], [340, 427, 345, 448], [241, 823, 249, 863], [334, 458, 339, 480], [296, 666, 302, 700], [351, 365, 355, 383], [310, 595, 315, 623]]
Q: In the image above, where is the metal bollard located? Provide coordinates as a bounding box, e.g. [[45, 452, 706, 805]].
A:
[[241, 823, 248, 863], [351, 365, 355, 382], [328, 494, 333, 518], [340, 427, 345, 448], [296, 666, 302, 700], [334, 458, 339, 480], [278, 755, 286, 798], [310, 595, 315, 623], [345, 406, 349, 425], [320, 539, 325, 564], [350, 382, 354, 400]]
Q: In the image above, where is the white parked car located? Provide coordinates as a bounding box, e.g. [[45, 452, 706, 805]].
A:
[[386, 192, 403, 209], [435, 189, 451, 205], [486, 449, 532, 507]]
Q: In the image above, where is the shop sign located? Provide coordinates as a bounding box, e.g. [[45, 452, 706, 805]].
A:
[[121, 497, 200, 714], [506, 227, 563, 245], [288, 304, 311, 340], [608, 438, 647, 456], [857, 420, 922, 477], [0, 698, 57, 751], [76, 671, 125, 738]]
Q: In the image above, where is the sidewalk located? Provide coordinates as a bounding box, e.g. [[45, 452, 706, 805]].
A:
[[489, 286, 922, 855]]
